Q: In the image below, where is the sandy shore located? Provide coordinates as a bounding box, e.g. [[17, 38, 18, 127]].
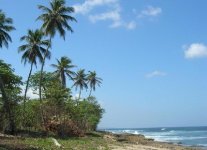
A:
[[110, 144, 176, 150]]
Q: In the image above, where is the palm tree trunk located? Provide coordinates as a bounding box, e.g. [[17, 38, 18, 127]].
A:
[[0, 76, 15, 134], [39, 36, 52, 128], [88, 88, 92, 98], [39, 36, 51, 102], [23, 62, 33, 126], [61, 72, 66, 88], [78, 89, 81, 100]]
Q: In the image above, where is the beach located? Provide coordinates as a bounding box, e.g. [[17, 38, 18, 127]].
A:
[[104, 127, 207, 148], [103, 132, 203, 150], [0, 131, 203, 150]]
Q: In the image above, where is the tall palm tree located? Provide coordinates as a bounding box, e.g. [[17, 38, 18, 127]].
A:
[[87, 71, 102, 97], [37, 0, 77, 102], [0, 10, 15, 48], [51, 56, 76, 88], [18, 29, 51, 116], [0, 9, 14, 100], [0, 10, 15, 134], [72, 69, 88, 100]]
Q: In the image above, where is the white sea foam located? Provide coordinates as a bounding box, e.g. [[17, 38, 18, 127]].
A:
[[104, 127, 207, 147], [197, 144, 207, 147], [144, 131, 175, 137], [145, 135, 207, 142], [145, 135, 179, 141], [134, 131, 139, 135], [118, 130, 142, 135], [123, 130, 131, 133]]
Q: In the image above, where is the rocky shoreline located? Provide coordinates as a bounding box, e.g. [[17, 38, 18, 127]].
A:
[[101, 131, 205, 150]]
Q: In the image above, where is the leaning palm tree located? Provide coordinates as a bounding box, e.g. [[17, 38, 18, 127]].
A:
[[0, 10, 15, 134], [0, 10, 15, 48], [37, 0, 77, 102], [0, 9, 15, 100], [87, 71, 102, 97], [72, 69, 88, 100], [18, 29, 51, 116], [51, 56, 76, 88]]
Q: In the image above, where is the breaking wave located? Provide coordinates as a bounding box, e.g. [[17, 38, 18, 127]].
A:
[[103, 126, 207, 147]]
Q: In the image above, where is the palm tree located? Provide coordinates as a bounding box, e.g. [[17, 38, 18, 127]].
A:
[[0, 10, 15, 134], [37, 0, 77, 102], [51, 56, 76, 88], [0, 10, 15, 48], [18, 29, 51, 116], [72, 69, 88, 100], [87, 71, 102, 97], [0, 9, 15, 100]]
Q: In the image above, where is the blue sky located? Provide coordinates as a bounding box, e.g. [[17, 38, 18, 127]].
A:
[[1, 0, 207, 128]]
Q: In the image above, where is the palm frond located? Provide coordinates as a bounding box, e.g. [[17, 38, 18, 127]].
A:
[[37, 0, 76, 39], [18, 29, 50, 66]]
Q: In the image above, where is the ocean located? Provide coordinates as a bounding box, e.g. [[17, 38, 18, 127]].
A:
[[103, 126, 207, 148]]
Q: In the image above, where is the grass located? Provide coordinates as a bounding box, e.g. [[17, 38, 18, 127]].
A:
[[0, 132, 111, 150], [24, 137, 110, 150], [1, 131, 199, 150]]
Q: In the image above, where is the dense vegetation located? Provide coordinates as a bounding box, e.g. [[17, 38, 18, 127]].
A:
[[0, 0, 104, 137]]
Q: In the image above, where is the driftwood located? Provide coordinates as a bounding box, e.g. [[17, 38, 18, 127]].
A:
[[51, 138, 62, 148]]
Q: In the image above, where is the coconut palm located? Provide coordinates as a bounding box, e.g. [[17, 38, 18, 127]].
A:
[[72, 69, 88, 100], [0, 10, 15, 48], [37, 0, 77, 102], [18, 29, 51, 115], [87, 71, 102, 97], [51, 56, 76, 88], [0, 10, 15, 134]]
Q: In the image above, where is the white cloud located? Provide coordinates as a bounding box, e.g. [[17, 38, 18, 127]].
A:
[[146, 70, 167, 78], [73, 0, 118, 15], [27, 89, 39, 99], [21, 86, 39, 99], [184, 43, 207, 59], [139, 6, 162, 18], [109, 20, 122, 28], [73, 1, 162, 29], [72, 93, 80, 99], [89, 8, 136, 30], [89, 10, 121, 23], [73, 0, 137, 30], [125, 21, 137, 30]]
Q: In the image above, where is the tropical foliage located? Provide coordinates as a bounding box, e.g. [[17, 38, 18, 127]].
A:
[[0, 60, 22, 134], [87, 71, 102, 97], [0, 9, 17, 135], [73, 69, 88, 99], [37, 0, 77, 103], [0, 0, 104, 137], [18, 29, 50, 121], [51, 56, 76, 88], [0, 10, 15, 48]]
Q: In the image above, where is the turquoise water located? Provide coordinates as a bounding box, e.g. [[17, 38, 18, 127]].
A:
[[103, 126, 207, 148]]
